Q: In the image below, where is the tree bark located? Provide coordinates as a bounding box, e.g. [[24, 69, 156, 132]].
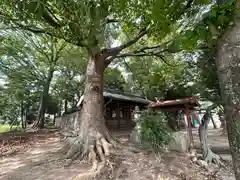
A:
[[52, 114, 56, 126], [58, 100, 62, 117], [62, 48, 115, 178], [166, 112, 179, 131], [20, 100, 26, 129], [210, 114, 217, 129], [64, 99, 68, 113], [215, 11, 240, 179], [220, 115, 227, 134], [199, 108, 224, 166], [33, 67, 54, 129]]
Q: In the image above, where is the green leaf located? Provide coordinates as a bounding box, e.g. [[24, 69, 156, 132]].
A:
[[196, 0, 212, 4]]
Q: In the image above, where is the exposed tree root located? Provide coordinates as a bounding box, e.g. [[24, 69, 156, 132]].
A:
[[60, 127, 118, 180], [202, 147, 226, 168]]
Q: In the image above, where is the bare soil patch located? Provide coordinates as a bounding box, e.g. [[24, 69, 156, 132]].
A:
[[0, 129, 234, 180]]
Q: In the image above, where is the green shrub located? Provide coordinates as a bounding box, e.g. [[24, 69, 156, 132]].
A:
[[137, 111, 173, 150]]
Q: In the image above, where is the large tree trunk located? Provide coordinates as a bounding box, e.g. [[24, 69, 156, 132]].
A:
[[62, 48, 115, 178], [215, 10, 240, 179], [33, 67, 54, 129]]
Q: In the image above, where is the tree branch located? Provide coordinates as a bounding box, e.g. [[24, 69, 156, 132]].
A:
[[104, 42, 177, 67], [2, 17, 86, 47], [106, 19, 119, 24], [122, 58, 148, 99], [104, 26, 149, 58], [124, 53, 173, 66], [105, 49, 174, 67], [17, 31, 51, 61], [104, 0, 194, 59], [14, 23, 86, 47], [99, 0, 196, 69]]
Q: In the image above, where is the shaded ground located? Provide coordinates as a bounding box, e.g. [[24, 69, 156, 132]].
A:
[[0, 130, 89, 180], [0, 128, 234, 180], [193, 128, 235, 180], [193, 128, 231, 160]]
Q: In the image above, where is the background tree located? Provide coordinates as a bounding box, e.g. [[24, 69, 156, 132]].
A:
[[126, 57, 197, 100], [0, 32, 44, 127], [52, 47, 87, 113], [104, 67, 126, 91], [0, 31, 68, 128]]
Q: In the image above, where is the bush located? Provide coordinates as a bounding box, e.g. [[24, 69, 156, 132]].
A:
[[137, 111, 173, 150]]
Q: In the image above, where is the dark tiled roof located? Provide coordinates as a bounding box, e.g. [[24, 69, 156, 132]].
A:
[[103, 89, 151, 105]]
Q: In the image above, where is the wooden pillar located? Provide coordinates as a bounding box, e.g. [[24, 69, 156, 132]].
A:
[[116, 101, 120, 130], [129, 106, 133, 127], [185, 107, 194, 148]]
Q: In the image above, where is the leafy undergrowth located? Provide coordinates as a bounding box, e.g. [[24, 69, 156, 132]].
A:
[[0, 124, 21, 133], [138, 112, 173, 150]]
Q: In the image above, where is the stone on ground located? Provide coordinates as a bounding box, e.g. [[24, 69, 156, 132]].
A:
[[168, 131, 189, 152]]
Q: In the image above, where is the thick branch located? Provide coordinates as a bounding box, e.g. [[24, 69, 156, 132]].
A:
[[109, 51, 174, 67], [104, 37, 179, 67], [13, 23, 49, 34], [116, 46, 168, 57], [103, 0, 195, 65], [15, 24, 86, 47], [105, 27, 148, 57], [3, 20, 85, 47], [104, 44, 170, 67], [106, 19, 119, 24]]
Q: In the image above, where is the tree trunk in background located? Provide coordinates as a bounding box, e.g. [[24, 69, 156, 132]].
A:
[[63, 48, 115, 173], [199, 108, 224, 165], [33, 67, 54, 129], [166, 112, 179, 131], [72, 99, 76, 108], [210, 114, 217, 129], [64, 99, 68, 113], [58, 100, 62, 116], [20, 100, 26, 129], [215, 11, 240, 179], [24, 109, 27, 128], [220, 115, 227, 134], [222, 120, 227, 134], [53, 114, 56, 126]]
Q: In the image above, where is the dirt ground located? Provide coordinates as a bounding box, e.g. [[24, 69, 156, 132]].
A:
[[193, 128, 232, 161], [0, 129, 235, 180]]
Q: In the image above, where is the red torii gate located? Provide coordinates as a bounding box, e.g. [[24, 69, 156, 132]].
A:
[[148, 97, 200, 148]]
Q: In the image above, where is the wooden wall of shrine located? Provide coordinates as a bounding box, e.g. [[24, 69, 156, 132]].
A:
[[104, 100, 144, 131]]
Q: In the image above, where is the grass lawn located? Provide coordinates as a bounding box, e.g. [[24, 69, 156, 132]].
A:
[[0, 124, 21, 133]]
